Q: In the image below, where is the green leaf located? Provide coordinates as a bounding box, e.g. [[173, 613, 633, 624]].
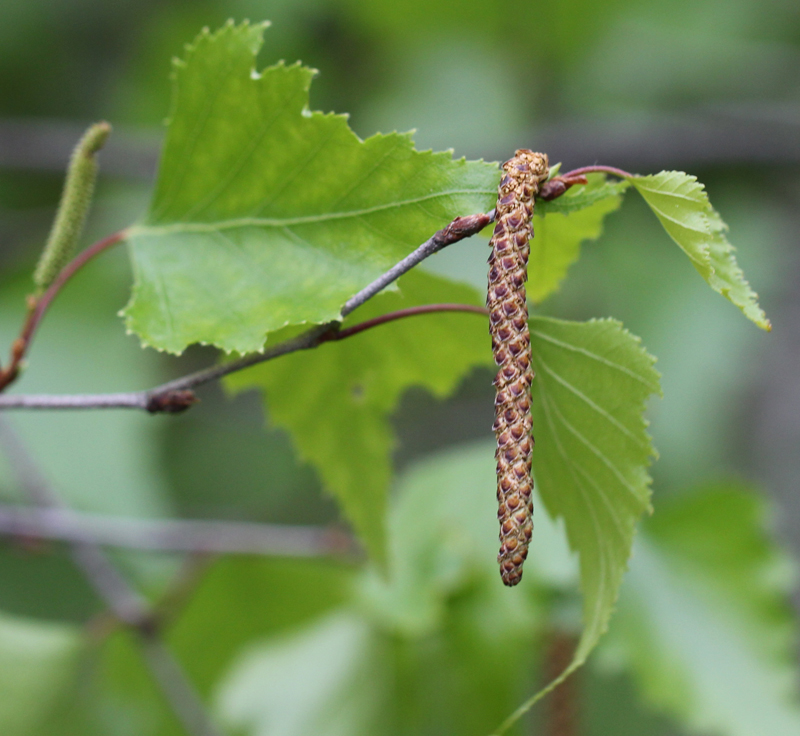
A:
[[122, 21, 498, 354], [631, 171, 770, 330], [170, 557, 355, 694], [359, 440, 574, 637], [496, 316, 660, 733], [0, 612, 84, 735], [602, 483, 800, 736], [529, 175, 627, 303], [215, 612, 384, 736], [226, 269, 492, 566]]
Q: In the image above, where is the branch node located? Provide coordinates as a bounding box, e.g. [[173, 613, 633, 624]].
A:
[[538, 174, 589, 202], [146, 390, 199, 414], [434, 212, 493, 247]]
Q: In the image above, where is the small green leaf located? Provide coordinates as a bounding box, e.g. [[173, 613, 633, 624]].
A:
[[123, 21, 498, 354], [529, 175, 627, 303], [495, 316, 660, 733], [631, 171, 770, 330], [604, 483, 800, 736], [226, 270, 492, 566]]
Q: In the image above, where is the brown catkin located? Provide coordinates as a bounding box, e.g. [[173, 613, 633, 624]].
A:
[[488, 149, 549, 587]]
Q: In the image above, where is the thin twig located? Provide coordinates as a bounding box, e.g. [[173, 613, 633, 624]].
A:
[[0, 211, 492, 406], [0, 502, 356, 557], [0, 417, 224, 736], [138, 634, 224, 736], [1, 287, 491, 415], [0, 230, 126, 391], [559, 164, 634, 180], [336, 303, 488, 340], [340, 211, 493, 317]]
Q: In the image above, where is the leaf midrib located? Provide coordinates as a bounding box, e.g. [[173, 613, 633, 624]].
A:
[[130, 188, 497, 237]]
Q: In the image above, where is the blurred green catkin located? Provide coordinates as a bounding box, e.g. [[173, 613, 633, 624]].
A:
[[33, 121, 110, 292]]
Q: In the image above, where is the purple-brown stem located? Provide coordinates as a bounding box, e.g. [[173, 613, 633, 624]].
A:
[[0, 229, 127, 391], [559, 164, 634, 180], [333, 303, 488, 341]]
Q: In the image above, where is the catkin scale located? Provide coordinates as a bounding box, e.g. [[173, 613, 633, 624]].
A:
[[488, 149, 549, 587]]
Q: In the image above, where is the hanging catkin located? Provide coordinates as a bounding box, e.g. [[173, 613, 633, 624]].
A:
[[488, 149, 549, 587]]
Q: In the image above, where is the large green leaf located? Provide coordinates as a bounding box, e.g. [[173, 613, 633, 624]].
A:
[[495, 316, 660, 732], [529, 175, 627, 303], [630, 171, 770, 330], [226, 269, 492, 565], [602, 483, 800, 736], [0, 612, 84, 736], [122, 21, 499, 354]]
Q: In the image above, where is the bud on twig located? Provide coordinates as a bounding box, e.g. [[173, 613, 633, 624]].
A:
[[33, 122, 111, 292]]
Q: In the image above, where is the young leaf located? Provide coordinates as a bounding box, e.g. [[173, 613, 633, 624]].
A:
[[122, 21, 498, 354], [495, 316, 660, 733], [604, 483, 800, 736], [529, 175, 627, 303], [226, 270, 493, 565], [631, 171, 770, 330]]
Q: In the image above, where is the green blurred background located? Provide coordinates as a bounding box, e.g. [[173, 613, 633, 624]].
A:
[[0, 0, 798, 734]]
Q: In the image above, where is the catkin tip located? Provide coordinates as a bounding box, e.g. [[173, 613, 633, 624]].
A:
[[79, 121, 112, 156]]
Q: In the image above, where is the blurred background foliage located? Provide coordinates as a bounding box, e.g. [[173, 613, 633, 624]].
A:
[[0, 0, 798, 734]]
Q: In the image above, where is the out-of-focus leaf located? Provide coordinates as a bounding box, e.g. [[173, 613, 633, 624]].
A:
[[170, 557, 355, 694], [226, 270, 493, 566], [602, 483, 800, 736], [0, 258, 174, 610], [122, 21, 498, 354], [359, 441, 575, 637], [631, 171, 770, 330], [215, 612, 383, 736], [494, 316, 660, 733], [213, 443, 573, 736], [0, 611, 84, 735], [529, 175, 627, 303]]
